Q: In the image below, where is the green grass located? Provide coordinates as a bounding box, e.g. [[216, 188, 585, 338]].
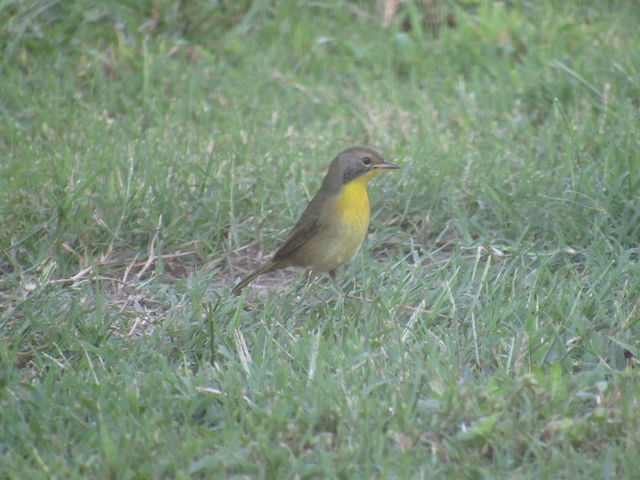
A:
[[2, 0, 640, 478]]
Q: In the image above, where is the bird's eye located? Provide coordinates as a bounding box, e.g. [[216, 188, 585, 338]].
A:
[[362, 157, 372, 165]]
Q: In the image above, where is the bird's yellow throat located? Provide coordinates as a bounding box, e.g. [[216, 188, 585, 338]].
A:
[[335, 169, 380, 226]]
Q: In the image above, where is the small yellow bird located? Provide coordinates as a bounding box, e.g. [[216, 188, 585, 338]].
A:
[[231, 146, 399, 294]]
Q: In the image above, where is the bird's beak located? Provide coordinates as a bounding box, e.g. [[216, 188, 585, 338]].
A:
[[373, 161, 400, 170]]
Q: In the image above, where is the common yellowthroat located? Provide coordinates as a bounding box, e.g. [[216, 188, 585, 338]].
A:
[[231, 147, 399, 294]]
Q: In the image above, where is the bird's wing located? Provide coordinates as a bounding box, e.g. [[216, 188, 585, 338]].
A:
[[272, 194, 327, 262]]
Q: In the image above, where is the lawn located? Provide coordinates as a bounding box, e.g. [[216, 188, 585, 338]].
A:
[[1, 0, 639, 478]]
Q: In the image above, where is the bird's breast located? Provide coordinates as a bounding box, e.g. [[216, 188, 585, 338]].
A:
[[321, 179, 371, 268], [294, 177, 373, 272], [334, 179, 371, 233]]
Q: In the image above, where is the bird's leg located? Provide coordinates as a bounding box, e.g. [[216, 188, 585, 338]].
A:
[[327, 269, 345, 295]]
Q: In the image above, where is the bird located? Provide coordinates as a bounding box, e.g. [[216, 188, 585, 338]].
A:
[[231, 146, 399, 294]]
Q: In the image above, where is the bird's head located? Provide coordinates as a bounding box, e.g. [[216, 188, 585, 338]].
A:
[[322, 147, 399, 191]]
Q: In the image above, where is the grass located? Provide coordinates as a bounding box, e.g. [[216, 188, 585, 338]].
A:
[[1, 0, 639, 478]]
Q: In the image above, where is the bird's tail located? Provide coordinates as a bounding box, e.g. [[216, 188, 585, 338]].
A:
[[231, 262, 277, 295]]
